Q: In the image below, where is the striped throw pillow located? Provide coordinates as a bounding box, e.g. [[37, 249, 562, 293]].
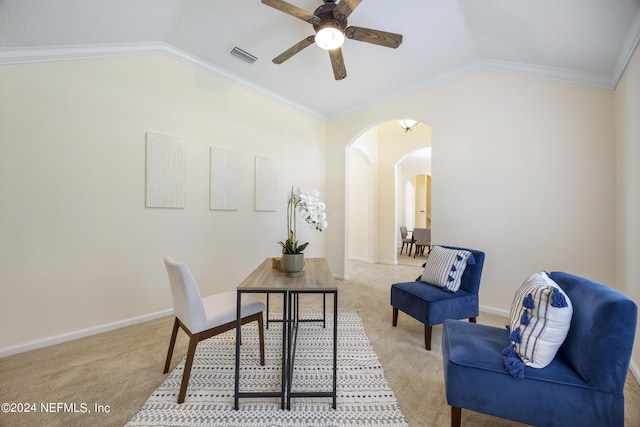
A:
[[420, 246, 474, 292], [502, 272, 573, 378]]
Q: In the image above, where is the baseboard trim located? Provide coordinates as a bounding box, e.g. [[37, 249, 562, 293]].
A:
[[630, 361, 640, 386], [479, 304, 510, 318], [349, 256, 376, 264], [0, 309, 173, 358]]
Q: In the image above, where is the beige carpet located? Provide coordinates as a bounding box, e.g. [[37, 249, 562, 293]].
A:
[[1, 254, 639, 426]]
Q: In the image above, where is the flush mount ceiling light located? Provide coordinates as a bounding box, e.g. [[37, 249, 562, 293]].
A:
[[399, 119, 419, 132], [315, 24, 345, 50]]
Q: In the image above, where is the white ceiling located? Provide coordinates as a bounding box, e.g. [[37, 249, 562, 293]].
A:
[[1, 0, 639, 119]]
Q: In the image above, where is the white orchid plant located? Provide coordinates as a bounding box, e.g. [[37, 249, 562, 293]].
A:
[[279, 186, 328, 254]]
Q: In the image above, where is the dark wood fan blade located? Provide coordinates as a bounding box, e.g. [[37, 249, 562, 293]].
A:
[[345, 26, 403, 48], [261, 0, 320, 24], [272, 35, 316, 64], [328, 48, 347, 80], [334, 0, 362, 19]]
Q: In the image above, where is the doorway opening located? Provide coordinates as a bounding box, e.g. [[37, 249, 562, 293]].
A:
[[345, 120, 430, 270], [397, 148, 432, 266]]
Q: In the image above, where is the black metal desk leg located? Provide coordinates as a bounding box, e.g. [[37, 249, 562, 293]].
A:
[[286, 291, 292, 410], [280, 292, 287, 409], [234, 291, 242, 410], [323, 294, 326, 328], [332, 291, 338, 409]]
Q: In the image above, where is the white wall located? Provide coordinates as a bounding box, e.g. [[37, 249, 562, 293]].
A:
[[0, 55, 326, 354], [615, 43, 640, 377], [327, 70, 616, 310]]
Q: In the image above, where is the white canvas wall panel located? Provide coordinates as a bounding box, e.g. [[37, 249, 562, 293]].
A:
[[145, 133, 185, 209], [210, 147, 239, 210], [254, 156, 277, 212]]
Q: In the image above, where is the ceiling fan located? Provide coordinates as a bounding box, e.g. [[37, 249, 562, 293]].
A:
[[261, 0, 403, 80]]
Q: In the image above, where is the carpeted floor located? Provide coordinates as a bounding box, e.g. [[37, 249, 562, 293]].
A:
[[1, 255, 639, 426]]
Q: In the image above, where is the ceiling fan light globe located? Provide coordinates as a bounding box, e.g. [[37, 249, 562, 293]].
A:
[[315, 26, 345, 50]]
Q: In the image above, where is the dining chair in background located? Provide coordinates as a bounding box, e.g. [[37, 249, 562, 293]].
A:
[[400, 226, 414, 255], [163, 256, 265, 403], [412, 228, 431, 257]]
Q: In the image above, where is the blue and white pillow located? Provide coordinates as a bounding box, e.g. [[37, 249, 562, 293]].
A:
[[502, 272, 573, 378], [420, 246, 474, 292]]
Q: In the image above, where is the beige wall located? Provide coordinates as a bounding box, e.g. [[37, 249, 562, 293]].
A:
[[615, 43, 640, 377], [347, 127, 379, 264], [0, 55, 327, 354], [327, 70, 616, 310], [327, 67, 640, 376], [1, 48, 637, 377]]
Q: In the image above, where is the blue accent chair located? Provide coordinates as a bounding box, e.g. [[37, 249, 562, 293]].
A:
[[442, 272, 638, 427], [390, 246, 485, 350]]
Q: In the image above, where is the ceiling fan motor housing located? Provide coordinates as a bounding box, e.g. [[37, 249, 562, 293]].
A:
[[313, 2, 347, 34]]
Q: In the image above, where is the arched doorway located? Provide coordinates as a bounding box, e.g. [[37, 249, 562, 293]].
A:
[[345, 120, 431, 268]]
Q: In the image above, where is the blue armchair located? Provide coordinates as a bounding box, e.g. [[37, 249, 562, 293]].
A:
[[442, 272, 638, 427], [390, 246, 485, 350]]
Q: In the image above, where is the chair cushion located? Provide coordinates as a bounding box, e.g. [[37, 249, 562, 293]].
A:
[[444, 320, 585, 387], [503, 272, 573, 377], [442, 320, 619, 427], [420, 245, 474, 292], [201, 291, 265, 332], [391, 281, 478, 326]]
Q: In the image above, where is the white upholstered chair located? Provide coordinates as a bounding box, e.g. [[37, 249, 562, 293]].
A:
[[163, 256, 265, 403]]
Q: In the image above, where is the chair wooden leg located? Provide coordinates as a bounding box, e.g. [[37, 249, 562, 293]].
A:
[[163, 317, 180, 374], [392, 307, 398, 326], [178, 334, 200, 404], [469, 317, 476, 323], [424, 325, 432, 350], [451, 406, 461, 427], [258, 312, 265, 366]]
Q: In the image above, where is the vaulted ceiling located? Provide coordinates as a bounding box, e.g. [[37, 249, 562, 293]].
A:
[[1, 0, 639, 119]]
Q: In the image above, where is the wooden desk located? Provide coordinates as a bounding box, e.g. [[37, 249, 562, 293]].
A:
[[234, 257, 338, 410]]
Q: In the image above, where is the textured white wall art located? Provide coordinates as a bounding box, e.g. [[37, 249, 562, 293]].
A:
[[254, 156, 277, 212], [145, 133, 185, 209], [210, 147, 239, 211]]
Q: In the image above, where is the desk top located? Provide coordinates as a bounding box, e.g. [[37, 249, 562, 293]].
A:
[[237, 257, 337, 292]]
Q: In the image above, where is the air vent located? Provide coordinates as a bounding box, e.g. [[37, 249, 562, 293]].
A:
[[230, 47, 257, 64]]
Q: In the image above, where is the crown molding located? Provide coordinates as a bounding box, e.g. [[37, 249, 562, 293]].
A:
[[612, 4, 640, 88], [328, 57, 623, 120], [0, 42, 327, 120], [328, 11, 640, 120], [480, 59, 615, 89], [3, 29, 639, 121], [0, 42, 163, 64]]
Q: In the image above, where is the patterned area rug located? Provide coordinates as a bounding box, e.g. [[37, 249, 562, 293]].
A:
[[127, 310, 409, 427]]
